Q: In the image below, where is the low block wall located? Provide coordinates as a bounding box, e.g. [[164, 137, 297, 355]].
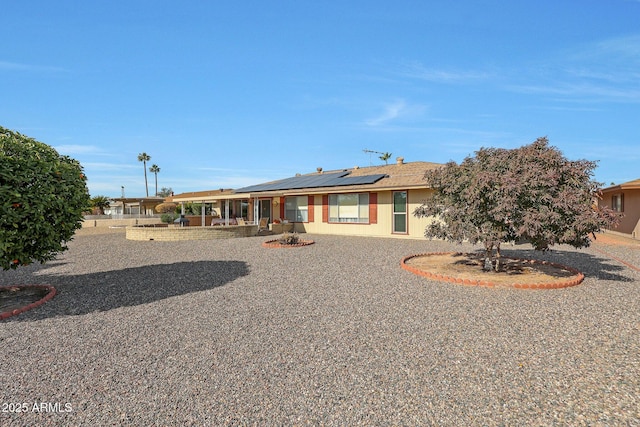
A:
[[83, 218, 161, 228], [126, 225, 259, 241], [271, 223, 294, 234]]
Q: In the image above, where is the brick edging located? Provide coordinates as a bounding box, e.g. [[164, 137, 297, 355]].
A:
[[262, 240, 315, 248], [401, 252, 585, 289], [0, 284, 57, 320], [591, 246, 640, 272]]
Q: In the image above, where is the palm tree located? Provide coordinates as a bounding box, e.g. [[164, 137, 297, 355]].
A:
[[137, 152, 151, 197], [379, 152, 392, 165], [90, 195, 111, 215], [149, 164, 160, 196]]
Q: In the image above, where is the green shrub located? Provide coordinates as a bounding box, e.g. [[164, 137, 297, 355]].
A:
[[161, 212, 179, 224], [0, 126, 90, 270]]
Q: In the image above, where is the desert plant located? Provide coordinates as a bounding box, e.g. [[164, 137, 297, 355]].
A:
[[1, 126, 90, 270], [278, 232, 300, 245]]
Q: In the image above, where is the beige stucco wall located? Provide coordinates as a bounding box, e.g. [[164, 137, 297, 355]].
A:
[[81, 217, 160, 228], [295, 189, 435, 239], [126, 225, 259, 241], [601, 190, 640, 238]]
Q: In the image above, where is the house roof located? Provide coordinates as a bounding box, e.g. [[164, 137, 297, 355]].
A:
[[346, 160, 442, 188], [111, 197, 165, 204], [272, 162, 442, 194], [165, 160, 443, 203], [167, 189, 235, 203], [602, 178, 640, 192], [234, 171, 387, 193], [234, 161, 442, 196]]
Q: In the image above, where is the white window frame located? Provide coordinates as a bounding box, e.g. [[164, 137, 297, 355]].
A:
[[393, 191, 408, 233], [329, 193, 369, 223], [284, 196, 308, 222], [612, 193, 624, 212]]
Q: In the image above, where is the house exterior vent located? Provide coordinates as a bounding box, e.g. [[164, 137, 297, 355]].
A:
[[396, 157, 405, 165], [317, 167, 323, 174]]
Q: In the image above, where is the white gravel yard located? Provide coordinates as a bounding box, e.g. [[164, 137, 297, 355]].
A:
[[1, 229, 639, 426]]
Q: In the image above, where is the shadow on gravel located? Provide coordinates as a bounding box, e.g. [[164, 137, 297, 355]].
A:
[[499, 248, 635, 283], [7, 260, 249, 321]]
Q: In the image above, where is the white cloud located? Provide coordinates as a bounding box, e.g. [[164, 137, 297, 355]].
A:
[[592, 34, 640, 60], [399, 62, 491, 83], [506, 81, 640, 102], [365, 100, 407, 126], [83, 162, 139, 171], [364, 100, 426, 127], [54, 145, 104, 155], [505, 34, 640, 103], [0, 60, 65, 72]]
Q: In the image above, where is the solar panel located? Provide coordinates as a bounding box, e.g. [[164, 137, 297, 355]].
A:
[[235, 172, 386, 193], [337, 175, 387, 186]]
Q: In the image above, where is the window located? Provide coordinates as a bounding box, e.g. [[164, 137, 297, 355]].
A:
[[284, 196, 308, 222], [612, 194, 624, 212], [329, 193, 369, 223], [393, 191, 407, 233]]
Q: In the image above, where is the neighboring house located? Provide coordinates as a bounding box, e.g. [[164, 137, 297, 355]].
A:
[[108, 197, 165, 217], [166, 189, 236, 226], [172, 157, 442, 239], [599, 178, 640, 238]]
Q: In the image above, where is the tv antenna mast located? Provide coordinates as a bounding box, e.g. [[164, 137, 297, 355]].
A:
[[363, 149, 393, 166], [363, 148, 384, 166]]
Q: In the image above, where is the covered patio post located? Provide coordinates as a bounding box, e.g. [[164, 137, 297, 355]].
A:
[[254, 196, 259, 224]]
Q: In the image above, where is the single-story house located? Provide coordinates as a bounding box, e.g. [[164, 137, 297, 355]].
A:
[[599, 178, 640, 238], [166, 189, 237, 226], [170, 157, 442, 239], [107, 197, 165, 217]]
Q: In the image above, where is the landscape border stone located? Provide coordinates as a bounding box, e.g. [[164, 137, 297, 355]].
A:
[[401, 252, 585, 289], [0, 284, 57, 320], [262, 239, 315, 248]]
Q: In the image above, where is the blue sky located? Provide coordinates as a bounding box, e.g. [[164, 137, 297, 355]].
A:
[[2, 1, 639, 197]]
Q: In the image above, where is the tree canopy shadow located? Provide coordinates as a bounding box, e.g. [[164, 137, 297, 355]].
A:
[[496, 247, 635, 283], [5, 260, 249, 321]]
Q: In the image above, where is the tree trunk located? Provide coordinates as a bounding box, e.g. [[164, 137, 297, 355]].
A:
[[143, 161, 149, 197], [483, 241, 494, 271]]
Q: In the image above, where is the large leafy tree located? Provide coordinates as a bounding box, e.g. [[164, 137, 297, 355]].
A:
[[157, 187, 173, 197], [414, 137, 619, 271], [137, 152, 151, 196], [1, 126, 90, 270]]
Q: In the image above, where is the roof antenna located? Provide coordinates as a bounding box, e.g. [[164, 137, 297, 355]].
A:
[[363, 149, 392, 166]]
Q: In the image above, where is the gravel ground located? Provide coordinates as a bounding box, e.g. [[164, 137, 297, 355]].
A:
[[1, 229, 638, 426]]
